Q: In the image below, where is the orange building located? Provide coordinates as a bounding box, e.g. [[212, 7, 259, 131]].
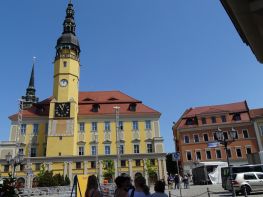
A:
[[173, 101, 259, 173]]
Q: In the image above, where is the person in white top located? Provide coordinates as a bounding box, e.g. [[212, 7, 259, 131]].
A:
[[151, 180, 168, 197]]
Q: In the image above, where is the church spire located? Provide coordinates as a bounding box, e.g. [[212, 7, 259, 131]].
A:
[[22, 59, 39, 108]]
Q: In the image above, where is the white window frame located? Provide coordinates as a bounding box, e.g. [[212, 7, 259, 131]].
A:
[[21, 124, 27, 135], [145, 120, 151, 130], [215, 149, 222, 159], [33, 124, 39, 135], [203, 133, 209, 142], [195, 150, 202, 161], [186, 150, 192, 161], [119, 144, 124, 154], [91, 122, 97, 131], [147, 143, 153, 153], [227, 148, 232, 158], [31, 147, 37, 157], [104, 121, 111, 131], [184, 135, 190, 144], [79, 122, 85, 133], [242, 129, 249, 139], [132, 121, 139, 130], [79, 146, 84, 156], [119, 121, 124, 131], [193, 134, 199, 143], [91, 145, 96, 156], [134, 144, 140, 154], [245, 145, 252, 154], [235, 147, 242, 158], [205, 149, 212, 160], [105, 145, 111, 155]]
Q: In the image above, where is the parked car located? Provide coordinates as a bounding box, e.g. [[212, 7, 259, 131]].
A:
[[226, 172, 263, 195]]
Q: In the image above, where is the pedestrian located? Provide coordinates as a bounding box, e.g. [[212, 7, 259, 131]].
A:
[[85, 175, 101, 197], [114, 176, 130, 197], [151, 180, 168, 197], [174, 174, 180, 190], [183, 175, 189, 189], [128, 176, 151, 197]]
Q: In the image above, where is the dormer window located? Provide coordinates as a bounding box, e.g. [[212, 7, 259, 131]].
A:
[[185, 118, 193, 125], [232, 113, 241, 121], [92, 104, 100, 112], [129, 103, 137, 112], [108, 97, 118, 101]]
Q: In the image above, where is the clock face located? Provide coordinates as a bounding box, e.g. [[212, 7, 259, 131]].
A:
[[60, 79, 68, 87], [55, 103, 70, 118]]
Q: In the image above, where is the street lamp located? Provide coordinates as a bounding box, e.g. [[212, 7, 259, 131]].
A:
[[215, 127, 237, 197], [5, 152, 24, 178], [113, 106, 120, 177]]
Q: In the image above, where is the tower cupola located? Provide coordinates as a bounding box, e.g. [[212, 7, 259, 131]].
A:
[[56, 1, 80, 61]]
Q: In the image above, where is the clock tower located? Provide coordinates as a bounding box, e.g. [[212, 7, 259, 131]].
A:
[[46, 1, 80, 156]]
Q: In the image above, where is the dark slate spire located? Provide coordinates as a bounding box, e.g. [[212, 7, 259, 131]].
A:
[[56, 1, 80, 60], [22, 62, 39, 109]]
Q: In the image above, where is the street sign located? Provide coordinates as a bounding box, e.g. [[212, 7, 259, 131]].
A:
[[172, 152, 180, 161], [207, 141, 219, 148]]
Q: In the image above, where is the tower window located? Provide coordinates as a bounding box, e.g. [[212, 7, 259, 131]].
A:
[[63, 61, 67, 67]]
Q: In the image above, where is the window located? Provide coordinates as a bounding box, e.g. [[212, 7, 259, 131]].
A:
[[227, 148, 232, 158], [45, 123, 49, 135], [236, 148, 242, 158], [119, 144, 124, 154], [119, 121, 124, 130], [20, 164, 25, 171], [196, 151, 201, 160], [43, 147, 46, 157], [147, 144, 153, 153], [18, 148, 24, 155], [134, 144, 140, 154], [63, 61, 67, 67], [135, 160, 140, 166], [244, 174, 257, 180], [35, 163, 41, 171], [79, 122, 85, 132], [150, 159, 155, 165], [129, 103, 137, 111], [256, 173, 263, 179], [79, 146, 84, 156], [92, 104, 100, 112], [201, 117, 206, 124], [91, 146, 96, 156], [223, 132, 228, 140], [91, 161, 96, 168], [221, 115, 226, 122], [246, 147, 252, 154], [105, 145, 110, 155], [206, 150, 211, 159], [186, 151, 192, 161], [213, 132, 217, 140], [211, 117, 216, 123], [121, 160, 126, 167], [31, 148, 36, 157], [194, 134, 199, 143], [76, 162, 81, 169], [145, 120, 151, 130], [185, 118, 194, 125], [92, 122, 97, 131], [233, 113, 241, 121], [203, 134, 209, 142], [243, 129, 249, 138], [104, 121, 110, 131], [132, 121, 138, 130], [33, 124, 39, 135], [184, 135, 190, 144], [21, 124, 26, 135], [4, 165, 9, 172], [216, 149, 222, 159]]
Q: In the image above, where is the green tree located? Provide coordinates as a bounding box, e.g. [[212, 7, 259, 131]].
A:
[[64, 175, 70, 186], [145, 159, 157, 185], [102, 160, 115, 182]]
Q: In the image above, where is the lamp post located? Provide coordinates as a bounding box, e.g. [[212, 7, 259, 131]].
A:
[[215, 127, 238, 197], [94, 132, 99, 178], [113, 106, 120, 177], [5, 152, 24, 178]]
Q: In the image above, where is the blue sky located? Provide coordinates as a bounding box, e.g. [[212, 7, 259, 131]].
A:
[[0, 1, 263, 153]]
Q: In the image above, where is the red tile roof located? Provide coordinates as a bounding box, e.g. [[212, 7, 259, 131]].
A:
[[183, 101, 248, 118], [9, 91, 160, 120], [250, 108, 263, 119]]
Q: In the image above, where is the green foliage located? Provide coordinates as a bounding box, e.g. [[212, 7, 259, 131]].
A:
[[102, 160, 115, 181], [145, 159, 157, 178], [0, 173, 18, 197], [36, 164, 70, 187]]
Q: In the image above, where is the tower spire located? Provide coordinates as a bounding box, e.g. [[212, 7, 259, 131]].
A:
[[21, 58, 39, 108]]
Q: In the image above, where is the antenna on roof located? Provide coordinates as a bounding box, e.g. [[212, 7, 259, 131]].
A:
[[33, 56, 36, 64]]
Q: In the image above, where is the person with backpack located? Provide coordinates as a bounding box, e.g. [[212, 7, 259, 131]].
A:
[[128, 176, 151, 197]]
